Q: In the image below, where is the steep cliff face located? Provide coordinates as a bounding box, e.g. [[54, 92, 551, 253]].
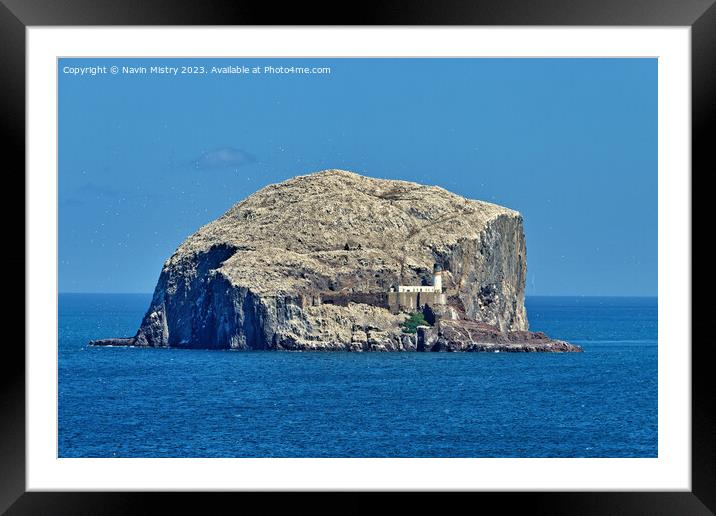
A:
[[94, 169, 535, 350]]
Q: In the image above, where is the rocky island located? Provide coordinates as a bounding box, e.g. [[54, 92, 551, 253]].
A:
[[91, 170, 581, 352]]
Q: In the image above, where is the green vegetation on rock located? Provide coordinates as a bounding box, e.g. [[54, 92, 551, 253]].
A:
[[402, 312, 431, 334]]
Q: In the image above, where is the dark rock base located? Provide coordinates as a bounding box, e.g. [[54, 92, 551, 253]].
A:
[[89, 337, 138, 347], [417, 320, 582, 352], [90, 319, 581, 353]]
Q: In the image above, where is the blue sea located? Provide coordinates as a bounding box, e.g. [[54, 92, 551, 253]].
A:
[[58, 294, 657, 458]]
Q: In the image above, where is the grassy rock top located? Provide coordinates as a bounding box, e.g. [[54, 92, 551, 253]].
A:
[[165, 169, 520, 296]]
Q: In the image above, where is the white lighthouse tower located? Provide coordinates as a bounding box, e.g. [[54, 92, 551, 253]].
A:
[[433, 263, 443, 293]]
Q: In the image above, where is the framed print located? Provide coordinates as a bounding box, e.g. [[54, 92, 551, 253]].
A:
[[3, 0, 712, 513]]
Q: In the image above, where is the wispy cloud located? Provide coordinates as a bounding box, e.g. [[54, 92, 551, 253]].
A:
[[61, 182, 122, 207], [193, 147, 256, 170], [75, 182, 121, 198], [61, 197, 85, 207]]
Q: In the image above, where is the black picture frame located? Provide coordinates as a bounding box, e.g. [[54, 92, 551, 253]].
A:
[[2, 0, 710, 513]]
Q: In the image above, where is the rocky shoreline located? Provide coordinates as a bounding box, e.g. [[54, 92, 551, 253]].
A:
[[90, 317, 582, 353], [416, 320, 582, 352]]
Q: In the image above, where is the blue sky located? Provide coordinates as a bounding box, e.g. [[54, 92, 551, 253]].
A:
[[58, 58, 657, 296]]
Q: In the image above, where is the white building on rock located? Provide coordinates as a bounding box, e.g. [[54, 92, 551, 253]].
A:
[[388, 264, 446, 313]]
